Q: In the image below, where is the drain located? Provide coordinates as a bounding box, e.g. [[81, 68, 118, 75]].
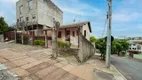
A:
[[94, 71, 115, 80]]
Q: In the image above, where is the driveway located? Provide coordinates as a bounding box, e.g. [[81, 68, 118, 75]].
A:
[[111, 56, 142, 80]]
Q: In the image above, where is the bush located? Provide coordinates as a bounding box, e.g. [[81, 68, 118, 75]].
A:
[[39, 40, 45, 46], [64, 41, 72, 48], [34, 40, 40, 45], [58, 40, 72, 48], [58, 40, 64, 48], [34, 40, 45, 46]]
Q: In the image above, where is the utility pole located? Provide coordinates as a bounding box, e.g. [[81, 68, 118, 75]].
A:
[[106, 0, 112, 68]]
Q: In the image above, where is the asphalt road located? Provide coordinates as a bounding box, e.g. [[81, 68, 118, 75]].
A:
[[111, 56, 142, 80]]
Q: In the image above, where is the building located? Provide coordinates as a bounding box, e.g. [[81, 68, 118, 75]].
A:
[[16, 0, 63, 29], [15, 0, 93, 48], [43, 21, 92, 48], [128, 40, 142, 53]]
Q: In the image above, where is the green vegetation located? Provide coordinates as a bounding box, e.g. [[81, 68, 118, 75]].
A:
[[34, 40, 45, 46], [58, 40, 72, 48], [90, 36, 97, 44], [0, 17, 8, 34], [96, 37, 129, 60]]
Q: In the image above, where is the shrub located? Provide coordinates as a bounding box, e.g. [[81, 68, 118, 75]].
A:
[[34, 40, 40, 45], [39, 40, 45, 46], [34, 40, 45, 46], [64, 41, 72, 48], [57, 40, 72, 48]]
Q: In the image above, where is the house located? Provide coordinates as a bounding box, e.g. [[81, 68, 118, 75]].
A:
[[42, 21, 92, 48], [128, 40, 142, 53], [16, 0, 63, 32]]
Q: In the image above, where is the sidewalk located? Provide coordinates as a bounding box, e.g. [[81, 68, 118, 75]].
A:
[[0, 43, 125, 80]]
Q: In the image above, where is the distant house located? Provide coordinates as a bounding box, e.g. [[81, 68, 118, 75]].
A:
[[128, 40, 142, 53]]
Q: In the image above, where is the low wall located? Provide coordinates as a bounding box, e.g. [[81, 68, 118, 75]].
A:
[[0, 34, 4, 42], [58, 48, 79, 56], [78, 34, 95, 62]]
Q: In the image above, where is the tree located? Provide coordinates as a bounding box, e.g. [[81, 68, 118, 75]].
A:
[[90, 36, 96, 44], [112, 39, 129, 56], [0, 17, 8, 34], [95, 38, 107, 60]]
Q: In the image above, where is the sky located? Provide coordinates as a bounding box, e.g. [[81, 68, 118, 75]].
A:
[[0, 0, 142, 38]]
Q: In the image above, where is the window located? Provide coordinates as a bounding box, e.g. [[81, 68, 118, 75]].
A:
[[32, 14, 36, 19], [26, 16, 29, 21], [84, 30, 86, 37], [72, 31, 75, 37], [28, 0, 33, 10], [17, 19, 19, 22], [20, 5, 23, 14], [58, 31, 62, 38], [20, 17, 23, 22]]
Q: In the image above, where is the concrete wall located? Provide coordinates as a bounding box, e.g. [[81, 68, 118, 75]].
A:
[[0, 34, 4, 42], [82, 24, 90, 41], [16, 0, 38, 22], [78, 34, 95, 62], [38, 0, 63, 27]]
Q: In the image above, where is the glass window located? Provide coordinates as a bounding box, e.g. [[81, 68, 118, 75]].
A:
[[28, 0, 33, 10]]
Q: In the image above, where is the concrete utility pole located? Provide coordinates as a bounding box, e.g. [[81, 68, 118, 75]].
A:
[[106, 0, 112, 68]]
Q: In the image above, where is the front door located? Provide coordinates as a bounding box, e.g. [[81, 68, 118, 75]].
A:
[[65, 30, 70, 42]]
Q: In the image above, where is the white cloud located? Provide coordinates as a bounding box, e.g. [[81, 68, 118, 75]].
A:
[[112, 12, 141, 22], [52, 0, 102, 17], [0, 0, 18, 5]]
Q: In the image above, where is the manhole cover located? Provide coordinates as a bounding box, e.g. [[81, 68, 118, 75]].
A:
[[95, 72, 115, 80]]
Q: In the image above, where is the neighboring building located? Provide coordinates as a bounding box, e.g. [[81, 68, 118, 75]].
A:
[[16, 0, 63, 29], [128, 40, 142, 53], [43, 21, 92, 48]]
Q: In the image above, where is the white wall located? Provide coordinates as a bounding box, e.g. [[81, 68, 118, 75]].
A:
[[82, 24, 91, 41]]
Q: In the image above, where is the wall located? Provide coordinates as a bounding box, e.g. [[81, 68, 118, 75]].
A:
[[38, 0, 63, 27], [0, 34, 4, 42], [78, 34, 95, 62], [82, 24, 91, 41], [16, 0, 38, 22]]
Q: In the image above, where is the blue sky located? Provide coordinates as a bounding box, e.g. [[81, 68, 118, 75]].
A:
[[0, 0, 142, 38]]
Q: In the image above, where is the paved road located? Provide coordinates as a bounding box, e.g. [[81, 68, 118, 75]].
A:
[[111, 56, 142, 80]]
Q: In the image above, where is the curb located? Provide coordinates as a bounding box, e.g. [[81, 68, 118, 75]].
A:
[[111, 64, 127, 80]]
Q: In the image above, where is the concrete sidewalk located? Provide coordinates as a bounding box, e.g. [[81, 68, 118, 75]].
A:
[[0, 43, 125, 80]]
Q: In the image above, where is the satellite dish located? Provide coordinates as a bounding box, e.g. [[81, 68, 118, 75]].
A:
[[55, 21, 60, 28]]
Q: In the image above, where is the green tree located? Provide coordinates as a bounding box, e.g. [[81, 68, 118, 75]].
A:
[[95, 38, 106, 60], [112, 39, 129, 56], [90, 36, 96, 44], [0, 17, 8, 34]]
